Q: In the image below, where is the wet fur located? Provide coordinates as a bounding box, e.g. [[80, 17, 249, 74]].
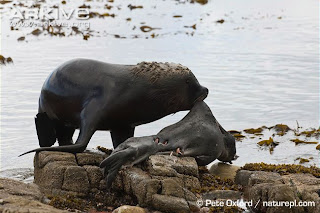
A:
[[20, 59, 208, 156], [131, 62, 191, 83], [100, 101, 236, 187]]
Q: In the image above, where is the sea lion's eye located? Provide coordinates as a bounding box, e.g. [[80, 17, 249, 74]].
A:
[[186, 80, 190, 84]]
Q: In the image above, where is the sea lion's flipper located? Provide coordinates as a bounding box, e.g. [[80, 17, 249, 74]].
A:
[[35, 113, 56, 147], [18, 143, 88, 157], [20, 103, 100, 157], [110, 126, 135, 148], [100, 149, 135, 188]]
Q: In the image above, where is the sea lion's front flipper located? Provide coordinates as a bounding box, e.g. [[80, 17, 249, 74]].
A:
[[100, 149, 136, 188], [110, 126, 135, 148]]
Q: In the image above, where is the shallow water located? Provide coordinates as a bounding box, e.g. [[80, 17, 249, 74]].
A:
[[0, 0, 319, 173]]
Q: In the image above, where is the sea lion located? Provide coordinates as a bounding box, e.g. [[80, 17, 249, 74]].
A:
[[19, 59, 208, 156], [100, 101, 237, 187]]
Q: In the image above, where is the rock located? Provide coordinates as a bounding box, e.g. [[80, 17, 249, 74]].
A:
[[235, 170, 283, 187], [182, 175, 201, 190], [235, 170, 255, 186], [0, 178, 67, 213], [282, 173, 320, 194], [282, 173, 320, 213], [112, 205, 147, 213], [62, 166, 90, 193], [161, 178, 185, 197], [34, 151, 103, 196], [152, 194, 194, 213], [248, 183, 304, 213], [236, 170, 320, 213], [209, 162, 240, 180], [1, 196, 68, 213], [202, 190, 242, 200], [76, 151, 105, 166], [34, 151, 76, 169], [34, 152, 203, 212], [84, 165, 103, 188], [146, 155, 199, 177], [34, 162, 70, 193], [248, 171, 283, 186]]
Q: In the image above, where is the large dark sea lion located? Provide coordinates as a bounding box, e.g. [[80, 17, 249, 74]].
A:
[[20, 59, 208, 156], [100, 101, 237, 187]]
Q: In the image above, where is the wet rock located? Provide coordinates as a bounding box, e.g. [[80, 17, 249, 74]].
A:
[[146, 155, 199, 177], [112, 205, 146, 213], [161, 178, 184, 197], [209, 162, 240, 180], [152, 194, 191, 213], [76, 152, 104, 166], [35, 151, 76, 169], [34, 152, 202, 212], [235, 170, 255, 186], [34, 151, 101, 196], [202, 190, 242, 200], [0, 178, 43, 201], [282, 174, 320, 213], [0, 178, 67, 213], [248, 183, 304, 213], [235, 170, 283, 187], [248, 171, 283, 186], [235, 168, 320, 213], [62, 166, 90, 193], [84, 165, 103, 188]]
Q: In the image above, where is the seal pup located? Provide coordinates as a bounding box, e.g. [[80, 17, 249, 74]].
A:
[[100, 101, 237, 187], [19, 59, 208, 156]]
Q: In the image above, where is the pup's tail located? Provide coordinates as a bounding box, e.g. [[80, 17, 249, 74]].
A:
[[35, 112, 56, 147]]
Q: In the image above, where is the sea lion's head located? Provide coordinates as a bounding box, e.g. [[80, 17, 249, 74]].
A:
[[217, 133, 238, 164], [132, 62, 208, 112]]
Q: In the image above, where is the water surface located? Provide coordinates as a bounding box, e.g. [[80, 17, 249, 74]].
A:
[[0, 0, 319, 172]]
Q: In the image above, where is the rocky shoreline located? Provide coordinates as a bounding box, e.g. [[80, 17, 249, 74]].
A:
[[1, 150, 319, 213]]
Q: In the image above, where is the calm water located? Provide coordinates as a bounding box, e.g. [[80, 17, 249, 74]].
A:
[[0, 0, 319, 175]]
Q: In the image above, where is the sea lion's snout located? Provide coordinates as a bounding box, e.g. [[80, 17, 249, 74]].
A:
[[202, 87, 209, 99], [194, 86, 209, 103]]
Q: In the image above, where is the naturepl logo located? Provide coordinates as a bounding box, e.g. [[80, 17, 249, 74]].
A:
[[9, 6, 90, 20]]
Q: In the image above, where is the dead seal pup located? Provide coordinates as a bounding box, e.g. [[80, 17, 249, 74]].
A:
[[19, 59, 208, 156], [100, 101, 237, 187]]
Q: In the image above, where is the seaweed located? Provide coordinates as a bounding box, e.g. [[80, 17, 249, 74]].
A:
[[257, 137, 278, 147], [242, 162, 320, 177], [192, 167, 243, 194], [97, 146, 113, 155], [295, 157, 310, 164], [243, 128, 263, 134], [290, 138, 318, 145]]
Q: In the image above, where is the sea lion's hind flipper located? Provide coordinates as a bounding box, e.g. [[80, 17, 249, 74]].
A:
[[35, 112, 56, 147]]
